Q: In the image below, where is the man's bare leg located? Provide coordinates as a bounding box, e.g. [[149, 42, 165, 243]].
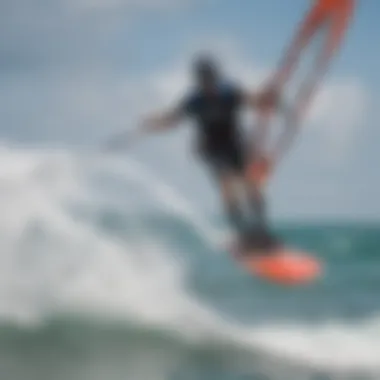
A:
[[218, 173, 249, 241], [243, 178, 279, 250]]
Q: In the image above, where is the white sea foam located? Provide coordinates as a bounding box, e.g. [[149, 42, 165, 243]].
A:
[[0, 145, 378, 378]]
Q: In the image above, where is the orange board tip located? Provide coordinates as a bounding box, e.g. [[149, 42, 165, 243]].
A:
[[232, 247, 322, 285]]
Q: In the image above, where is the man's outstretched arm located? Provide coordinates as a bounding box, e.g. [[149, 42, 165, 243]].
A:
[[105, 106, 186, 150], [140, 106, 185, 133]]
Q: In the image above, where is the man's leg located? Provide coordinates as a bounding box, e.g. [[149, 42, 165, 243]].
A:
[[205, 150, 249, 239], [246, 181, 268, 230], [230, 142, 279, 249], [243, 177, 280, 249], [225, 143, 266, 231], [218, 171, 277, 250], [217, 172, 248, 239]]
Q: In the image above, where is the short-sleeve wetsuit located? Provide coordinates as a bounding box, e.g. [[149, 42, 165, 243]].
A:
[[180, 81, 249, 176]]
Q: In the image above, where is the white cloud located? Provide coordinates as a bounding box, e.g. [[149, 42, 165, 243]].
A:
[[306, 79, 369, 162]]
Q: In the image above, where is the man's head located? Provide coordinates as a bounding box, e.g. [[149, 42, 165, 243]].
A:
[[192, 54, 220, 92]]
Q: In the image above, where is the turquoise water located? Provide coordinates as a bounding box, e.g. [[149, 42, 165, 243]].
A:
[[0, 150, 379, 380]]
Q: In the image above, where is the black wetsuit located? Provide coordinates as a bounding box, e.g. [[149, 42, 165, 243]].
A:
[[180, 81, 248, 176]]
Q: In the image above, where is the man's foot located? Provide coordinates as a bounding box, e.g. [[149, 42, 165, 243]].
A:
[[241, 228, 281, 254]]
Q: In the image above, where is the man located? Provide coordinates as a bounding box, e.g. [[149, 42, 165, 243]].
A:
[[128, 55, 281, 251]]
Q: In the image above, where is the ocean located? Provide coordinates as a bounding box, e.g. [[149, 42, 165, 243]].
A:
[[0, 146, 379, 380]]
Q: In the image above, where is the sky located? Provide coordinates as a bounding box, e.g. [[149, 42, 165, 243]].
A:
[[0, 0, 379, 221]]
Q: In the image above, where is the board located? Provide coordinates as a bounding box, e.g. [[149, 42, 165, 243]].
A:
[[229, 242, 322, 285]]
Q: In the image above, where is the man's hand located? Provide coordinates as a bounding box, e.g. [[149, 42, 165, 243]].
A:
[[256, 84, 281, 111]]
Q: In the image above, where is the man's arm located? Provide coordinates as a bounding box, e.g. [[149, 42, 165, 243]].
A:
[[125, 107, 185, 148], [140, 106, 184, 134], [138, 90, 195, 137], [104, 104, 187, 151], [243, 88, 280, 111]]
